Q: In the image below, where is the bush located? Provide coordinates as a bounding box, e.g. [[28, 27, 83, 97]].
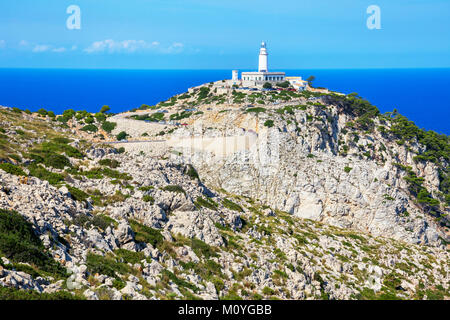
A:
[[67, 186, 89, 202], [190, 238, 217, 259], [81, 124, 98, 133], [37, 108, 48, 116], [0, 209, 66, 277], [102, 121, 117, 133], [262, 286, 275, 295], [28, 165, 64, 185], [116, 131, 128, 141], [86, 253, 129, 278], [264, 120, 274, 128], [0, 163, 26, 176], [185, 164, 199, 180], [38, 141, 84, 159], [129, 220, 164, 248], [277, 81, 290, 88], [94, 112, 107, 122], [0, 287, 83, 300], [162, 269, 199, 293], [114, 249, 145, 265], [344, 166, 352, 173], [222, 198, 244, 212], [162, 185, 186, 194], [98, 158, 120, 168], [100, 105, 111, 113], [142, 195, 155, 204], [195, 197, 218, 211], [263, 82, 272, 89], [246, 107, 266, 114], [44, 154, 72, 169]]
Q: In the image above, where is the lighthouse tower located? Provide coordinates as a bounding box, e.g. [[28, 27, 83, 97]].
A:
[[258, 41, 268, 72]]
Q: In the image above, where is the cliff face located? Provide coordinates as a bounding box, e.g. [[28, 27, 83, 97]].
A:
[[170, 95, 448, 247], [0, 86, 448, 301]]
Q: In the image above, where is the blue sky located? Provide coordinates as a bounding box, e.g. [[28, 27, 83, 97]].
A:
[[0, 0, 449, 69]]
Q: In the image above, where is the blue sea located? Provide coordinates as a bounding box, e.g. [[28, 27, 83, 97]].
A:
[[0, 68, 448, 134]]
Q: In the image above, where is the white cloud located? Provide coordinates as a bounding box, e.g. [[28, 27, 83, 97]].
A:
[[0, 40, 5, 48], [19, 40, 28, 46], [52, 47, 67, 53], [83, 40, 184, 54], [71, 45, 78, 51], [84, 39, 158, 53], [32, 44, 51, 53]]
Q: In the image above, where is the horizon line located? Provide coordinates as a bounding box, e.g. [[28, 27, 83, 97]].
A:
[[1, 67, 450, 71]]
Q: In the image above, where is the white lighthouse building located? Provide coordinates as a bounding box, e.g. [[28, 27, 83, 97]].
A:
[[240, 41, 286, 85], [258, 42, 268, 72]]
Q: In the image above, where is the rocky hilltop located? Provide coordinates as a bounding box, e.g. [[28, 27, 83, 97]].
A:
[[0, 81, 448, 300]]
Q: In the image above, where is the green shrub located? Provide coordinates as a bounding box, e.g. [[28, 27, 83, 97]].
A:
[[185, 164, 199, 180], [0, 163, 26, 176], [94, 112, 107, 122], [344, 166, 352, 173], [129, 220, 164, 248], [116, 131, 128, 141], [81, 124, 98, 133], [190, 238, 217, 259], [142, 195, 155, 204], [100, 105, 111, 113], [92, 214, 118, 230], [102, 121, 117, 133], [114, 249, 145, 264], [162, 270, 199, 293], [98, 158, 120, 168], [162, 185, 186, 194], [0, 209, 66, 277], [39, 141, 84, 159], [264, 120, 274, 128], [28, 165, 64, 185], [222, 198, 244, 212], [67, 186, 89, 202], [262, 286, 275, 295], [84, 116, 94, 124], [276, 81, 290, 88], [0, 287, 84, 300], [37, 108, 48, 116], [86, 253, 129, 278], [195, 197, 218, 210], [138, 186, 154, 192], [246, 107, 266, 114], [44, 154, 72, 169]]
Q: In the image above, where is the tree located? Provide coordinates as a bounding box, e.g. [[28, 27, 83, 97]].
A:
[[307, 76, 316, 87], [37, 108, 48, 116], [263, 82, 272, 89], [100, 105, 110, 113], [116, 131, 128, 141], [101, 121, 117, 133], [277, 81, 290, 88]]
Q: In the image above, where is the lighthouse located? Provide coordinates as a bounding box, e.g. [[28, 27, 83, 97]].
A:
[[240, 41, 286, 84], [258, 41, 268, 72]]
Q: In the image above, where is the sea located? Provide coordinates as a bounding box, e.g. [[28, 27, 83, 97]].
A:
[[0, 68, 448, 134]]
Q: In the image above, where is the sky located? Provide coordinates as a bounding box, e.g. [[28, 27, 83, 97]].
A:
[[0, 0, 449, 69]]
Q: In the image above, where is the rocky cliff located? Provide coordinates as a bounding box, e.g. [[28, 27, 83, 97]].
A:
[[0, 84, 448, 300]]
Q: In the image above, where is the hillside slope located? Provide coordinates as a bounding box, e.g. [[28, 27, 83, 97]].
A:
[[0, 84, 448, 300]]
